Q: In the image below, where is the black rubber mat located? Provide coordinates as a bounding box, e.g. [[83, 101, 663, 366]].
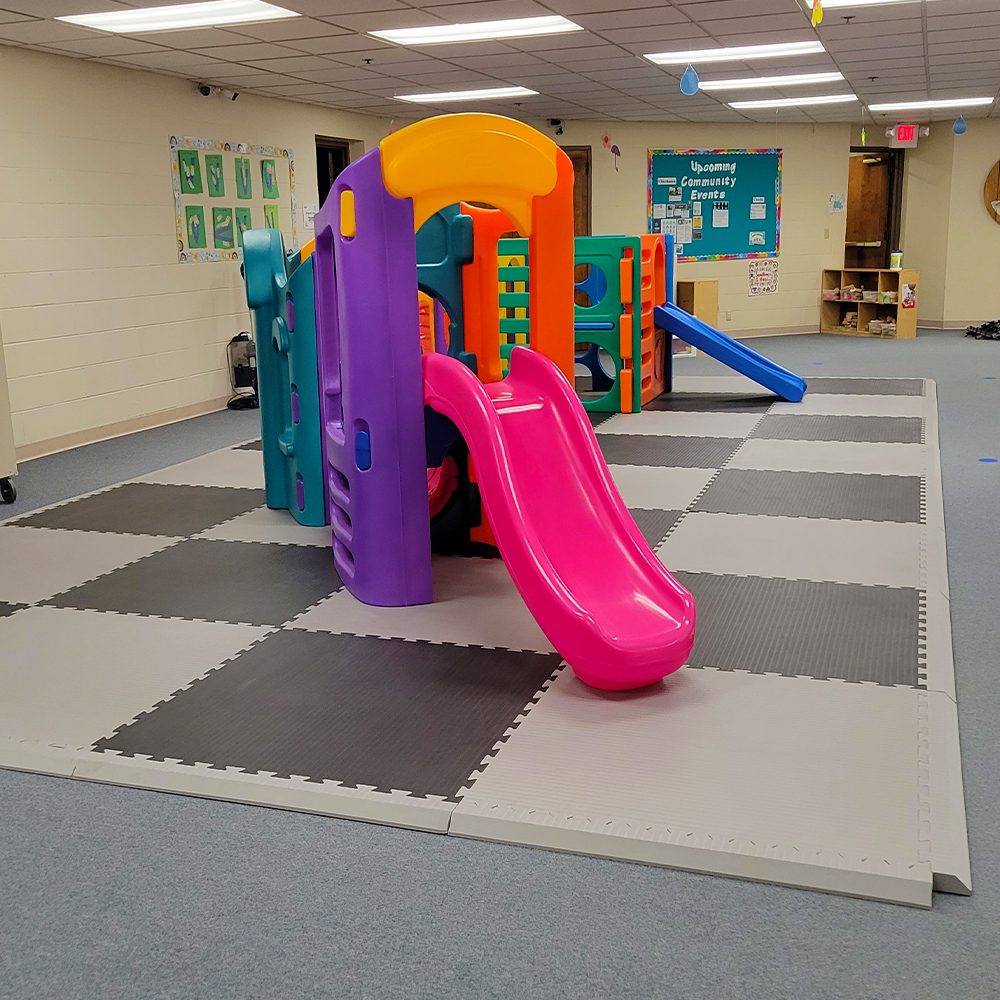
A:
[[47, 538, 341, 626], [12, 482, 266, 537], [235, 440, 263, 451], [676, 572, 921, 686], [629, 509, 684, 547], [644, 392, 773, 413], [587, 412, 614, 429], [752, 414, 923, 444], [692, 469, 921, 522], [805, 377, 924, 396], [598, 434, 742, 469], [0, 602, 24, 619], [93, 629, 563, 799]]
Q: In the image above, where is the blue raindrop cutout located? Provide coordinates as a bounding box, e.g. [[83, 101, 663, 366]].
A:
[[953, 115, 967, 135], [680, 64, 699, 96]]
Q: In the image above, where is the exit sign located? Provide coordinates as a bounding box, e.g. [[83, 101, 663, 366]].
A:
[[891, 124, 919, 148]]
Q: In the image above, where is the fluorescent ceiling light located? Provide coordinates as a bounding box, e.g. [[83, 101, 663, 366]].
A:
[[868, 97, 994, 111], [56, 0, 298, 33], [395, 86, 538, 103], [371, 15, 582, 46], [644, 41, 825, 66], [699, 71, 844, 91], [730, 94, 858, 109], [814, 0, 938, 7]]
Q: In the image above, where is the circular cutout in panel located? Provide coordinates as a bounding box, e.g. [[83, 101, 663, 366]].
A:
[[574, 263, 609, 308], [984, 160, 1000, 223]]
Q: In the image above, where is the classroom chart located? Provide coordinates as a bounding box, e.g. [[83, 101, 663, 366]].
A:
[[647, 148, 781, 262], [169, 135, 297, 264]]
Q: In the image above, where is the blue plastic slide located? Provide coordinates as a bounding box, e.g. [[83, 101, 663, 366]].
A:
[[654, 302, 807, 402]]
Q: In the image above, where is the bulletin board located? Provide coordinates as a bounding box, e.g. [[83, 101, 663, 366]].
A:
[[647, 148, 781, 262], [169, 134, 297, 264]]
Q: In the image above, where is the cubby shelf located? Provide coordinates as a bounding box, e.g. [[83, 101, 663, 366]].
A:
[[820, 268, 919, 339]]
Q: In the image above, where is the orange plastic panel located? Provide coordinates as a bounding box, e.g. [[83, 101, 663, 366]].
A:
[[619, 253, 633, 305], [640, 234, 666, 307], [460, 203, 514, 384], [619, 311, 633, 360], [526, 148, 575, 384], [619, 367, 633, 414], [380, 113, 559, 232], [418, 291, 434, 354]]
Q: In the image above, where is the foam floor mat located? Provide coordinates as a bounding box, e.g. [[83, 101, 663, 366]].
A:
[[0, 377, 969, 906]]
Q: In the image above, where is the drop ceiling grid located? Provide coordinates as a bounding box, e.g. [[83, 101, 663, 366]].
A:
[[0, 1, 999, 121]]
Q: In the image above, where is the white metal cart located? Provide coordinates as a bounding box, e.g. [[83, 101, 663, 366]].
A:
[[0, 317, 17, 504]]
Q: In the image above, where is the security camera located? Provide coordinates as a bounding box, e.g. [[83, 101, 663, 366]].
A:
[[230, 91, 239, 101], [198, 84, 212, 97], [548, 118, 562, 127]]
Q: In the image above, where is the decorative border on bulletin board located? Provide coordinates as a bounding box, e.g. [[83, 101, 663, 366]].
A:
[[168, 134, 297, 264], [647, 148, 781, 263]]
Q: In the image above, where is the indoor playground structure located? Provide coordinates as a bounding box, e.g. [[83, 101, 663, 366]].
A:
[[244, 113, 807, 692]]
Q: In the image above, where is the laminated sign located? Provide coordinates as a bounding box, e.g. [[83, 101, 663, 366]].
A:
[[748, 259, 779, 296]]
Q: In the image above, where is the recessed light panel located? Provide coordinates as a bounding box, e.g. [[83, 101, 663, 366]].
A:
[[730, 94, 859, 109], [699, 72, 844, 91], [56, 0, 299, 33], [371, 16, 583, 46], [868, 97, 994, 111], [645, 41, 825, 65], [395, 86, 539, 103]]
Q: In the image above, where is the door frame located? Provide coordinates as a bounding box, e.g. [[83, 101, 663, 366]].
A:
[[560, 144, 592, 236], [848, 146, 905, 268]]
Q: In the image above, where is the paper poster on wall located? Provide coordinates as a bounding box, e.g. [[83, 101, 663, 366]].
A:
[[170, 135, 296, 263], [235, 157, 253, 199], [302, 203, 319, 229], [205, 154, 225, 197], [185, 205, 206, 248], [829, 193, 846, 213], [235, 207, 252, 246], [178, 150, 202, 195], [748, 258, 779, 296], [213, 208, 234, 249], [648, 148, 781, 261], [261, 159, 279, 199]]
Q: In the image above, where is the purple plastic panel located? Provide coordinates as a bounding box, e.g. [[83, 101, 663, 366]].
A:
[[296, 476, 305, 511], [313, 149, 433, 607], [291, 389, 300, 424], [433, 298, 447, 354], [286, 295, 296, 332]]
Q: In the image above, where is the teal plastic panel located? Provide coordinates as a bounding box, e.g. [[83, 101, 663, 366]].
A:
[[243, 229, 327, 526]]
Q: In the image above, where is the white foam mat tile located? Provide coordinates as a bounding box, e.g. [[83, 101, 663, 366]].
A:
[[770, 395, 932, 418], [598, 410, 763, 439], [452, 667, 931, 907], [291, 556, 556, 653], [0, 526, 177, 604], [137, 447, 265, 489], [922, 690, 972, 894], [658, 512, 922, 588], [671, 374, 768, 395], [727, 438, 926, 477], [70, 754, 454, 833], [607, 465, 715, 510], [198, 506, 331, 547], [0, 607, 270, 747]]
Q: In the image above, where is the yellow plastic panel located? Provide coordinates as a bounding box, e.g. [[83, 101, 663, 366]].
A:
[[340, 189, 356, 238], [299, 238, 315, 261], [380, 114, 559, 233]]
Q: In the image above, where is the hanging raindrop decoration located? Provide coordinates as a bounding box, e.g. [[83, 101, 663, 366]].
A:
[[680, 64, 699, 96], [953, 115, 968, 135]]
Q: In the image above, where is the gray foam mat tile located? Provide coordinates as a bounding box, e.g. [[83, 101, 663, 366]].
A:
[[692, 469, 922, 523], [47, 538, 342, 626], [752, 414, 923, 444], [93, 629, 563, 800], [644, 392, 774, 413], [598, 434, 742, 468], [628, 508, 684, 547], [12, 482, 266, 536], [805, 378, 925, 396], [235, 440, 263, 450], [675, 572, 921, 686]]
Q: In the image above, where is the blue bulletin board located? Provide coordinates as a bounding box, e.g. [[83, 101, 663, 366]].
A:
[[647, 148, 781, 262]]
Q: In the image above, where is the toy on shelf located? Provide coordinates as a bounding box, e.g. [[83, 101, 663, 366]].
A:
[[243, 231, 327, 526]]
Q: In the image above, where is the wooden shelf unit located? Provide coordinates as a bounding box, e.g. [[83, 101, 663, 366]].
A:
[[820, 268, 918, 339]]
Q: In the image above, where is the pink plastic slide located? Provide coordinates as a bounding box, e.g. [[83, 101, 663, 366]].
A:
[[422, 346, 696, 691]]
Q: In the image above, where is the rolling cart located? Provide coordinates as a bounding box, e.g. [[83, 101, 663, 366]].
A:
[[0, 317, 17, 504]]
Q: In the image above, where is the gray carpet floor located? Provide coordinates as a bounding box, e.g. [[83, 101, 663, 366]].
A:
[[1, 329, 997, 1000]]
